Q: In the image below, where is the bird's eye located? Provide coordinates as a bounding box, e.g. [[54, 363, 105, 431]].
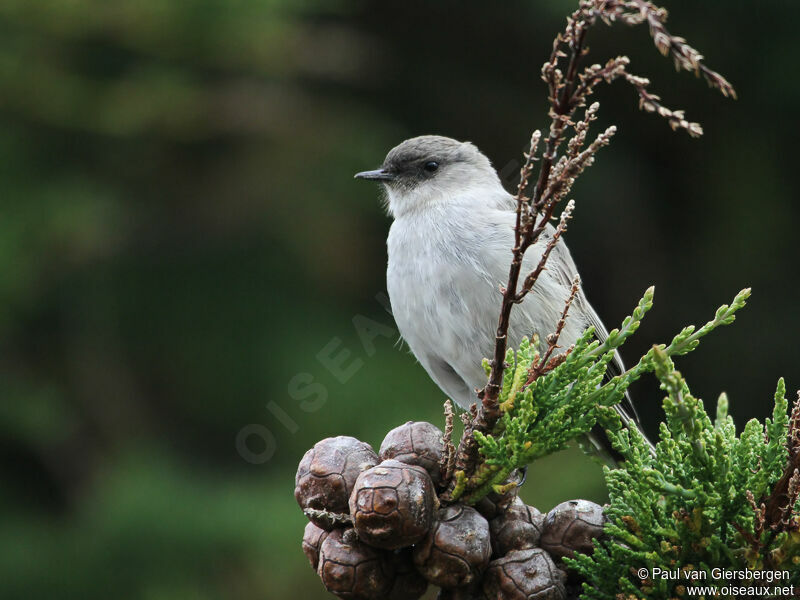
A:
[[423, 161, 439, 172]]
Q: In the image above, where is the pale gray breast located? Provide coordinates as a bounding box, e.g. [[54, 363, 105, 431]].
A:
[[387, 206, 518, 395], [388, 220, 490, 345]]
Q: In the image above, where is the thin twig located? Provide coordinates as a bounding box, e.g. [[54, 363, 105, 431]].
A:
[[624, 73, 703, 137], [484, 6, 591, 413], [440, 400, 457, 487], [516, 200, 576, 304], [303, 507, 353, 527], [528, 276, 581, 383], [513, 131, 542, 252], [629, 0, 736, 99]]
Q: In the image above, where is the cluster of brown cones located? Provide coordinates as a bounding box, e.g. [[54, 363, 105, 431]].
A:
[[295, 422, 605, 599]]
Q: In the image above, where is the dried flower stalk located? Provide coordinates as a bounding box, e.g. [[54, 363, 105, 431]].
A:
[[448, 0, 735, 497]]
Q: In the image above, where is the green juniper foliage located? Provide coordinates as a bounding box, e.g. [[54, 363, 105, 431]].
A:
[[567, 351, 800, 598], [453, 287, 752, 505], [452, 283, 800, 596]]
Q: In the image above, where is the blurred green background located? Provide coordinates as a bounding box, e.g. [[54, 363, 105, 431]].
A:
[[0, 0, 797, 598]]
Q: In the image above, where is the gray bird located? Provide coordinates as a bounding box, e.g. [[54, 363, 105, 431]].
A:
[[356, 135, 646, 460]]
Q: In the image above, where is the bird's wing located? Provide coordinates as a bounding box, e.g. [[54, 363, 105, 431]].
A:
[[419, 353, 478, 410]]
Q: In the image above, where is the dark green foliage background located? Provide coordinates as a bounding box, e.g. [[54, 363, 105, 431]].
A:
[[0, 1, 797, 598]]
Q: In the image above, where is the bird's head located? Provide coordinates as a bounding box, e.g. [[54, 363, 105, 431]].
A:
[[355, 135, 500, 217]]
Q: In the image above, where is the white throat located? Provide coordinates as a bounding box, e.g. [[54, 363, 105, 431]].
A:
[[385, 167, 506, 219]]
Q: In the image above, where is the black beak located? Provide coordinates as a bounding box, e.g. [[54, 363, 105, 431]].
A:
[[354, 168, 395, 182]]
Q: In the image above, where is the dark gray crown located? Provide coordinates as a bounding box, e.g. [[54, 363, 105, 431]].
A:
[[383, 135, 477, 170]]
